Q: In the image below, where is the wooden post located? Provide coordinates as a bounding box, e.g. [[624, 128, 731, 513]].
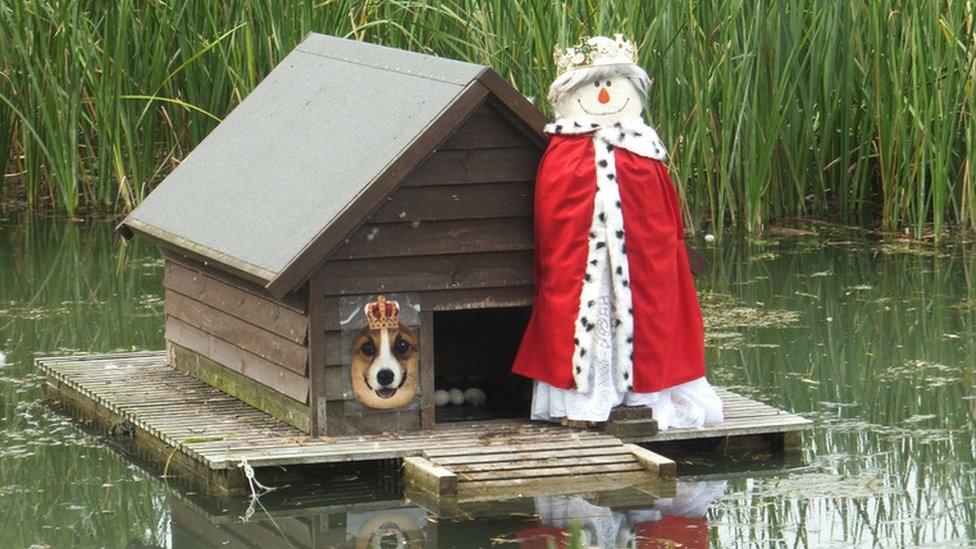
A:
[[624, 444, 677, 478], [403, 456, 458, 498], [420, 310, 436, 429], [309, 274, 327, 435]]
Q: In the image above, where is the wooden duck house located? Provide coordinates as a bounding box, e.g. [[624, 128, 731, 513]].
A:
[[119, 33, 549, 436]]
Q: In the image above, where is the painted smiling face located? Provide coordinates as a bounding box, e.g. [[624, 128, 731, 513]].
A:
[[350, 322, 419, 409], [555, 74, 644, 125]]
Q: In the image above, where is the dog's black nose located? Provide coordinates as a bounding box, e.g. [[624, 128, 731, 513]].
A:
[[376, 369, 394, 386]]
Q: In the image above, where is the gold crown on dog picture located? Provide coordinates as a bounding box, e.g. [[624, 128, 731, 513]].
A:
[[364, 295, 400, 330], [553, 34, 638, 74]]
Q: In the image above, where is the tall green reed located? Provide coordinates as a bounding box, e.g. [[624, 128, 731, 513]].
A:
[[0, 0, 973, 239]]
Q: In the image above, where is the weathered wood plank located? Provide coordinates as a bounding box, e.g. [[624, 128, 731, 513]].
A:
[[165, 260, 308, 344], [330, 217, 533, 260], [169, 343, 311, 433], [439, 102, 537, 150], [368, 182, 532, 223], [166, 316, 309, 402], [459, 462, 645, 482], [166, 290, 308, 374], [165, 250, 306, 313], [404, 147, 540, 186], [319, 251, 532, 295], [625, 444, 677, 478], [403, 456, 458, 497]]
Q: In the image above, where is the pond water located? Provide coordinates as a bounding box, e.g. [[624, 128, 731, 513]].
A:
[[0, 216, 973, 548]]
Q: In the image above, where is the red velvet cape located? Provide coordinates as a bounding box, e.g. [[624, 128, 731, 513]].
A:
[[512, 133, 705, 392]]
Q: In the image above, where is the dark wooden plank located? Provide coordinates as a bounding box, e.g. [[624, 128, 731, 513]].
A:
[[169, 343, 311, 432], [324, 400, 422, 436], [420, 310, 435, 429], [165, 250, 307, 313], [319, 251, 532, 296], [368, 182, 532, 223], [439, 102, 537, 150], [165, 290, 308, 374], [308, 274, 328, 435], [266, 81, 491, 299], [330, 217, 533, 260], [165, 260, 308, 344], [474, 69, 549, 149], [404, 147, 539, 187], [166, 316, 309, 403], [318, 286, 533, 334]]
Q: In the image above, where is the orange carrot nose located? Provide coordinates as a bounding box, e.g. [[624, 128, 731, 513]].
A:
[[598, 87, 610, 104]]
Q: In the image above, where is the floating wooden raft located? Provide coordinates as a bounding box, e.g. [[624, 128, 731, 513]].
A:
[[38, 352, 811, 498]]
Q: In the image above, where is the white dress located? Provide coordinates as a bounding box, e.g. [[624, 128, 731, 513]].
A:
[[531, 250, 724, 430]]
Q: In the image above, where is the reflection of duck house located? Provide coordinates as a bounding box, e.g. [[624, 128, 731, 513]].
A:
[[40, 34, 811, 500]]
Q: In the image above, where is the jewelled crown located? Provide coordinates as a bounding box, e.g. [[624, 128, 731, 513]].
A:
[[364, 295, 400, 330], [553, 34, 638, 75]]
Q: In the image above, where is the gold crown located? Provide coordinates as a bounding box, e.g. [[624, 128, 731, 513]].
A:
[[553, 34, 638, 75], [364, 295, 400, 330]]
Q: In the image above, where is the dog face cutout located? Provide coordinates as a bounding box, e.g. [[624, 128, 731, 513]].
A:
[[350, 322, 420, 409]]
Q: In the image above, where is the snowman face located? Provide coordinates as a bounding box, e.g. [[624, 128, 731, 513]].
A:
[[556, 74, 644, 123]]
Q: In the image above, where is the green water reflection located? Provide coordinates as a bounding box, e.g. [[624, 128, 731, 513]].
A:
[[0, 216, 973, 547]]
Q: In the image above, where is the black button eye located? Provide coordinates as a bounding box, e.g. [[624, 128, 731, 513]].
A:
[[393, 336, 411, 357], [359, 339, 376, 357], [605, 80, 612, 86]]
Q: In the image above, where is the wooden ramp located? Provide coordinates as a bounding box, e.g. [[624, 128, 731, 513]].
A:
[[39, 352, 811, 498]]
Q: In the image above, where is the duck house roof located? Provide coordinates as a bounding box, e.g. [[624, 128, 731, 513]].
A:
[[119, 33, 545, 298]]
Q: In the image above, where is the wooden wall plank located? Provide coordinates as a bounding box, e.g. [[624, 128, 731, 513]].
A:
[[165, 260, 308, 344], [169, 343, 311, 432], [330, 217, 533, 260], [368, 182, 532, 223], [166, 316, 309, 403], [166, 290, 308, 374], [439, 102, 536, 150], [404, 148, 539, 186], [165, 250, 307, 313], [319, 251, 532, 295]]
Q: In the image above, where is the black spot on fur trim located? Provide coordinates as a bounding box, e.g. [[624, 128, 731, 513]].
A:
[[598, 212, 606, 223], [654, 148, 661, 154], [613, 121, 622, 128], [590, 259, 598, 266], [573, 121, 581, 127], [591, 122, 599, 127], [616, 266, 623, 275], [623, 372, 629, 380], [621, 244, 627, 254], [580, 317, 587, 326], [595, 241, 606, 249], [585, 322, 594, 332], [589, 231, 596, 239], [618, 132, 626, 141], [615, 230, 624, 239], [633, 131, 643, 137], [580, 348, 586, 357], [555, 124, 562, 132], [574, 337, 579, 345], [629, 352, 634, 361], [576, 366, 582, 374], [628, 307, 633, 315], [627, 384, 633, 391], [606, 173, 615, 180], [587, 299, 595, 307], [622, 279, 629, 287], [606, 144, 613, 152], [584, 273, 591, 282], [615, 200, 621, 208], [598, 159, 608, 168], [614, 317, 622, 327], [626, 336, 633, 343]]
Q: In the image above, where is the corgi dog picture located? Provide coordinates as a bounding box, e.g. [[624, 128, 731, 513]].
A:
[[350, 296, 420, 409]]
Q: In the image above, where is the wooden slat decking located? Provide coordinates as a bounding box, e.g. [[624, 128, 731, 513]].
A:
[[39, 352, 812, 483]]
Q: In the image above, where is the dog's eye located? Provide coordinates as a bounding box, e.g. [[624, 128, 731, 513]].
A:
[[359, 340, 376, 357], [393, 336, 411, 356]]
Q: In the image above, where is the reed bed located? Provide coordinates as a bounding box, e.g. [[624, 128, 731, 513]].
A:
[[0, 1, 973, 239]]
